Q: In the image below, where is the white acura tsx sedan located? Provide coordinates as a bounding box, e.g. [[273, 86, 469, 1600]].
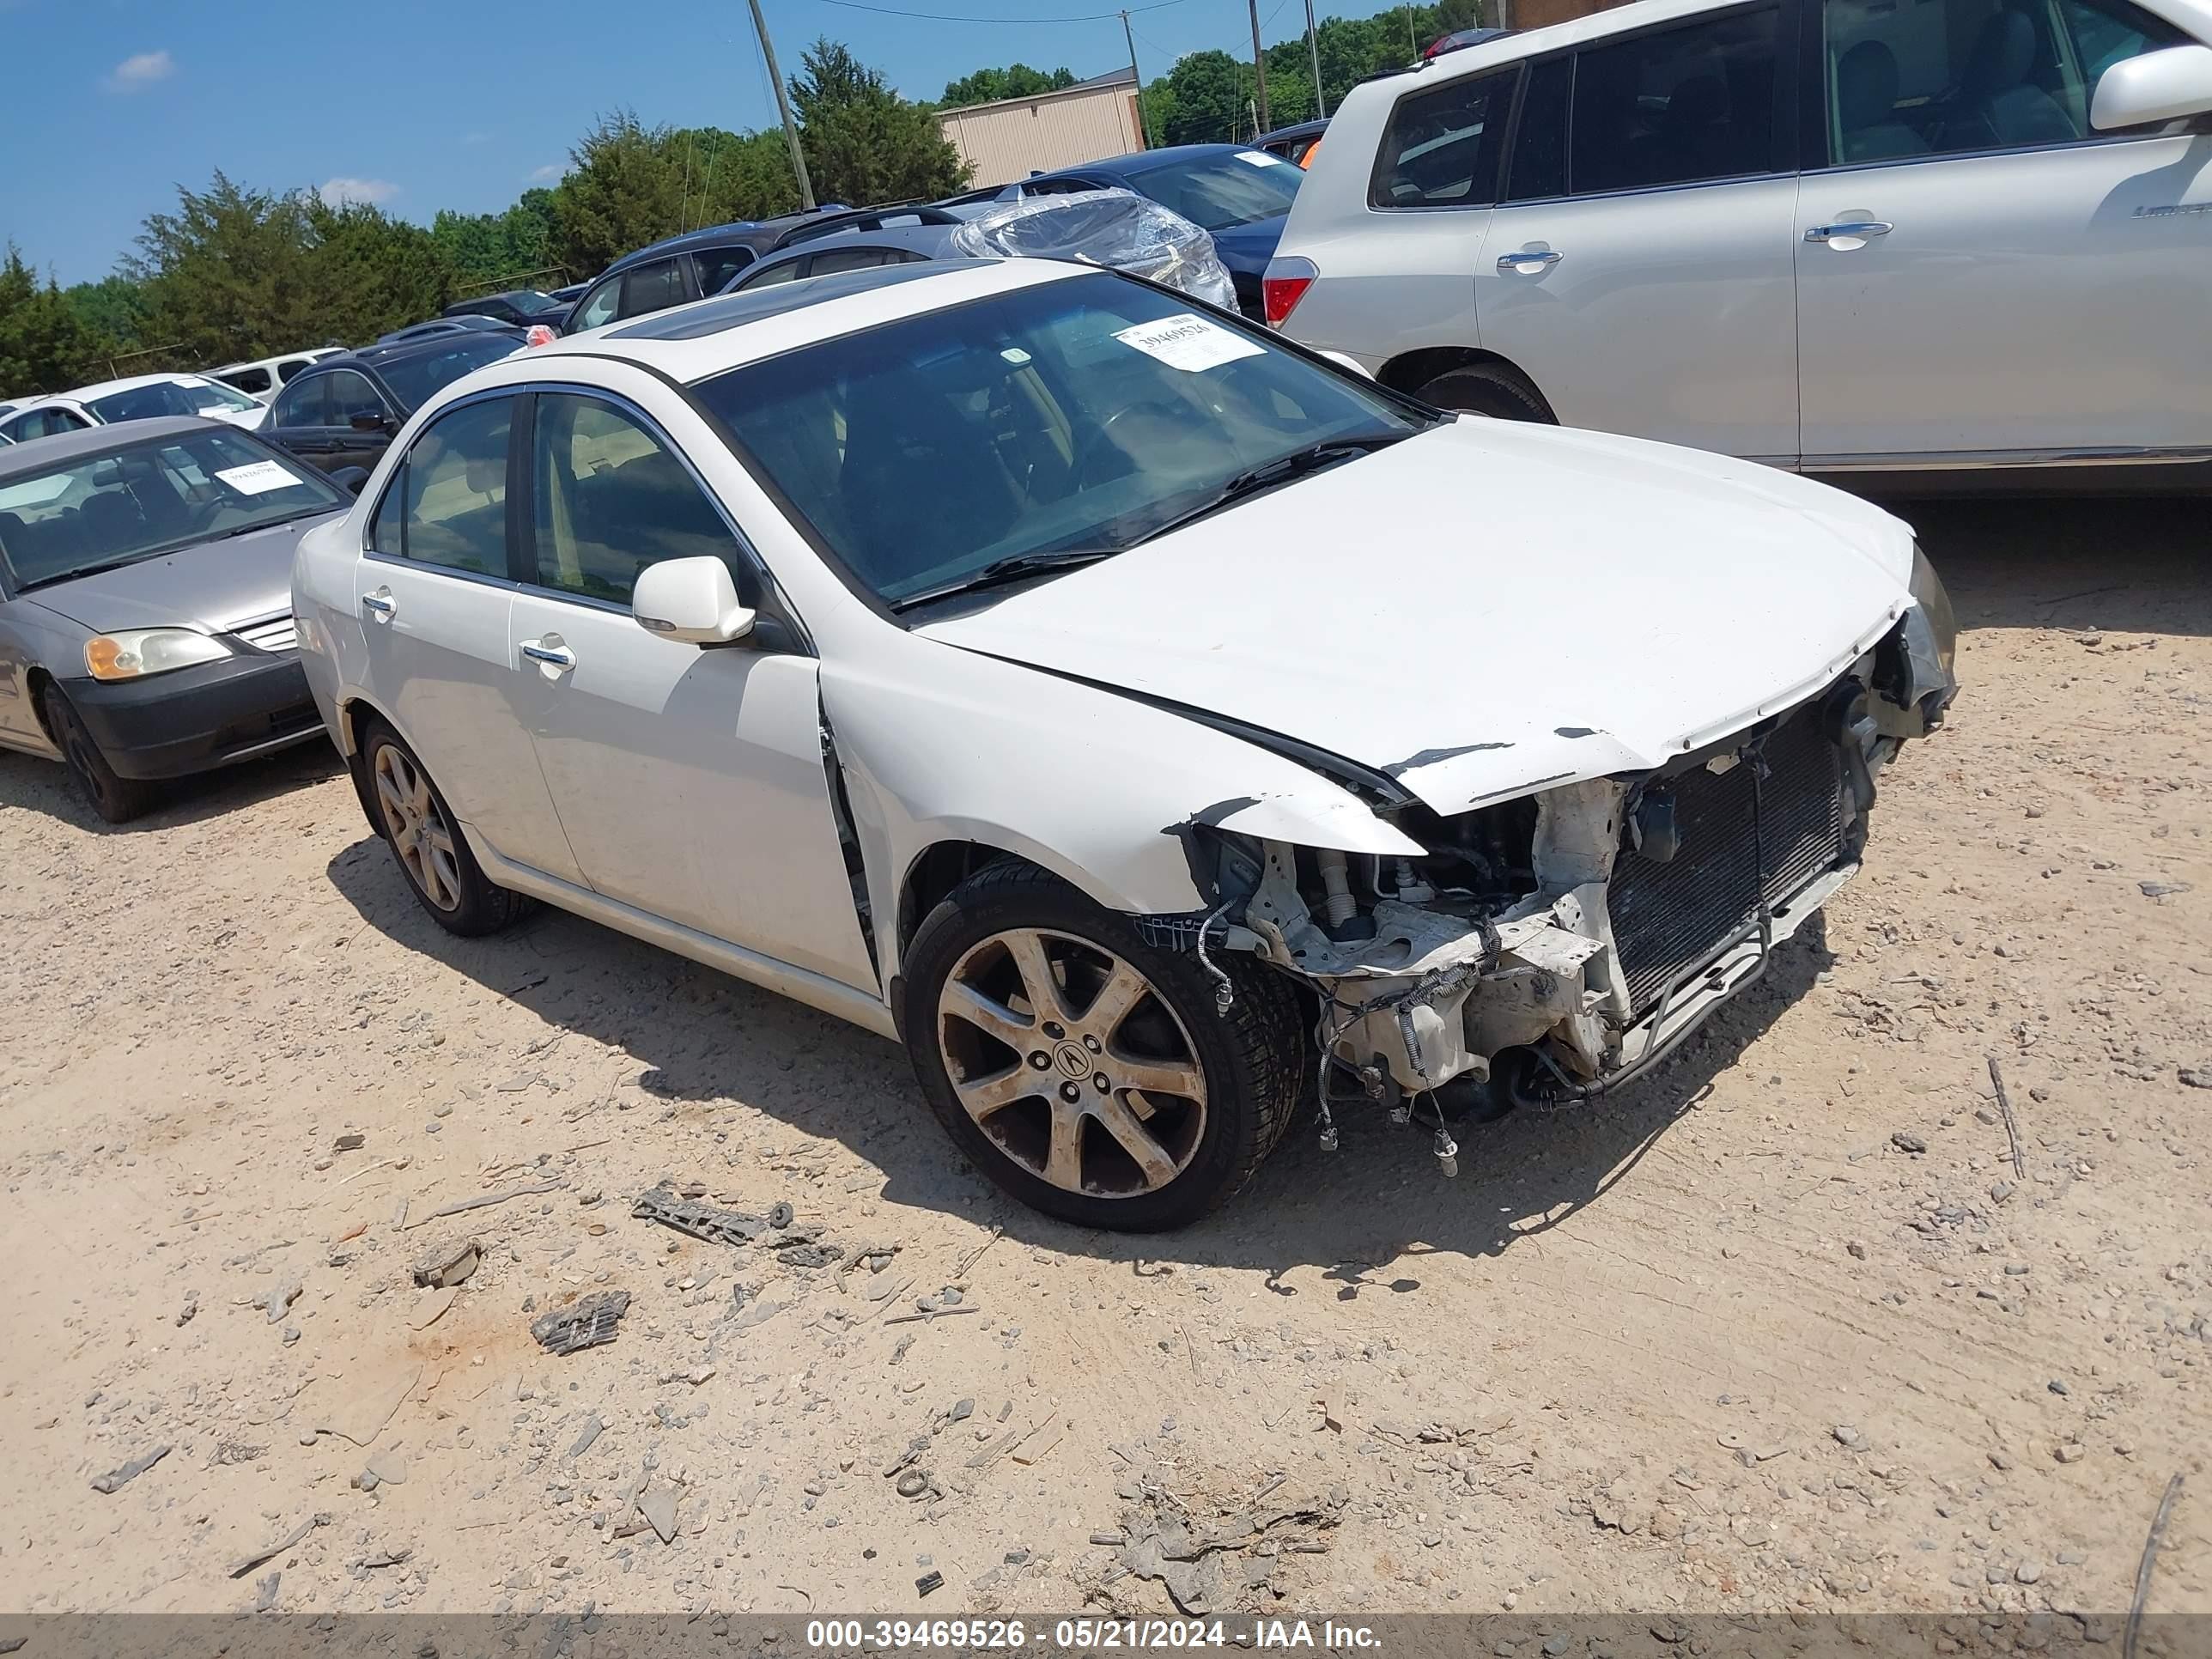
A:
[[293, 256, 1958, 1231]]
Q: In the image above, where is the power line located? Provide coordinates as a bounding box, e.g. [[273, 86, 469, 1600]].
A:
[[807, 0, 1188, 20]]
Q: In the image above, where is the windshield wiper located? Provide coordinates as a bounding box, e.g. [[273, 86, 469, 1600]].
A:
[[215, 508, 329, 539], [890, 548, 1117, 611], [1120, 433, 1409, 550]]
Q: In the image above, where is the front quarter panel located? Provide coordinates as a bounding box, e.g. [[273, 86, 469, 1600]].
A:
[[820, 635, 1424, 981]]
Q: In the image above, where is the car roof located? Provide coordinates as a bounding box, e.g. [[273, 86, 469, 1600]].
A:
[[729, 222, 967, 287], [600, 215, 817, 277], [0, 415, 217, 477], [1258, 118, 1330, 143], [527, 257, 1079, 383], [301, 330, 525, 377], [61, 371, 216, 401]]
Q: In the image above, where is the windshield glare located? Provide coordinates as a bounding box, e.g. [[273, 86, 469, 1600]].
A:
[[0, 428, 343, 590], [378, 336, 523, 410], [88, 379, 258, 422], [1121, 150, 1303, 230], [694, 271, 1426, 607]]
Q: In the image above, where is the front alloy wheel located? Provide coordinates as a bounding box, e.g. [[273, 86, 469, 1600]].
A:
[[902, 860, 1301, 1231], [939, 928, 1208, 1199]]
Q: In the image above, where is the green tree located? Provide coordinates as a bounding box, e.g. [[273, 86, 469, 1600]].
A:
[[0, 248, 108, 393], [939, 63, 1077, 109], [1158, 50, 1253, 145], [789, 40, 968, 206], [64, 275, 151, 357]]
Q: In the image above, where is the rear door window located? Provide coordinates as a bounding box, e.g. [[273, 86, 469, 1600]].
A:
[[1569, 8, 1782, 194], [1372, 68, 1519, 205], [396, 398, 514, 576], [270, 374, 331, 429], [617, 258, 690, 319], [1506, 55, 1574, 199]]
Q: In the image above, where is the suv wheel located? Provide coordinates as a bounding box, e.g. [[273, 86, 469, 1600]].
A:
[[361, 720, 528, 936], [900, 861, 1301, 1231], [40, 684, 158, 824], [1416, 361, 1555, 422]]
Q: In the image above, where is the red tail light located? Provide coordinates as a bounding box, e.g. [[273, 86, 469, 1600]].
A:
[[1261, 257, 1316, 329]]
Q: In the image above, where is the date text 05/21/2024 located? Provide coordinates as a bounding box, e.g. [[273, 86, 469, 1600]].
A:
[[802, 1619, 1383, 1650]]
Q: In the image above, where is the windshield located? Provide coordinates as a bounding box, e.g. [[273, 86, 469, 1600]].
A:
[[0, 427, 344, 591], [507, 292, 564, 317], [376, 335, 522, 411], [693, 270, 1428, 608], [88, 378, 262, 423], [1119, 150, 1304, 229]]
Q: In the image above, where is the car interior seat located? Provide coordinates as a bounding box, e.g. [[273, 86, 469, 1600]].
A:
[[1951, 9, 2079, 148], [1837, 40, 1932, 159]]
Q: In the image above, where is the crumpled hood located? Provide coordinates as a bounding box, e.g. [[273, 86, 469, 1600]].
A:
[[27, 514, 335, 636], [918, 420, 1917, 815]]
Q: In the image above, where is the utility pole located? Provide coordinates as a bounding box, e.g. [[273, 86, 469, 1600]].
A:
[[1304, 0, 1328, 119], [1405, 3, 1417, 55], [745, 0, 816, 211], [1121, 10, 1150, 149], [1247, 0, 1272, 137]]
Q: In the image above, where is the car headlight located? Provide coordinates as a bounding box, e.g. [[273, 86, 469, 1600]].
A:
[[1908, 545, 1956, 677], [83, 629, 234, 682]]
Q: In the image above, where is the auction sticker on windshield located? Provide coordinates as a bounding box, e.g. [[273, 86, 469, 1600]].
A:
[[215, 460, 298, 495], [1115, 313, 1265, 374]]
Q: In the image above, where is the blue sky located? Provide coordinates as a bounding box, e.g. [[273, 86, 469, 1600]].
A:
[[1, 0, 1389, 287]]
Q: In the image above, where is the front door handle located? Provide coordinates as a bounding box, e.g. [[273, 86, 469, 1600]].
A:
[[1804, 220, 1893, 244], [362, 588, 394, 620], [520, 638, 576, 672], [1497, 247, 1564, 273]]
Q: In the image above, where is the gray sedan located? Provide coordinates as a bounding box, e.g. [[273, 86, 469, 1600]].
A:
[[0, 417, 349, 821]]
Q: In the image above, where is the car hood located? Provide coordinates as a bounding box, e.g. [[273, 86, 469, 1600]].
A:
[[25, 513, 338, 636], [1208, 213, 1287, 272], [916, 421, 1917, 816]]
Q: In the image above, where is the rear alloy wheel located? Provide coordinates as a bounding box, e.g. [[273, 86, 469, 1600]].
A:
[[362, 722, 527, 937], [902, 861, 1300, 1231], [40, 684, 157, 824]]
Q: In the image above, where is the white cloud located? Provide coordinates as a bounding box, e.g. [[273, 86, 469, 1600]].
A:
[[464, 131, 492, 145], [528, 164, 564, 183], [104, 50, 174, 93], [317, 177, 401, 208]]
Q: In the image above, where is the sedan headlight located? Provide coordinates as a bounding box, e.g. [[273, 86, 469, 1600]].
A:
[[83, 629, 234, 682], [1908, 545, 1956, 676]]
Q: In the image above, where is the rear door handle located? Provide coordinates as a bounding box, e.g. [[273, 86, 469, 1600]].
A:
[[1804, 221, 1893, 243], [361, 588, 394, 620], [1497, 248, 1564, 273], [520, 638, 576, 672]]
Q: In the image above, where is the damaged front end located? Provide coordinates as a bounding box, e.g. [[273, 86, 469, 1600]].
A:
[[1165, 567, 1957, 1162]]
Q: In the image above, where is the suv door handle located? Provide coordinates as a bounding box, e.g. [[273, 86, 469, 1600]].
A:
[[1497, 248, 1564, 272], [1805, 221, 1893, 243], [362, 588, 394, 620], [520, 638, 576, 672]]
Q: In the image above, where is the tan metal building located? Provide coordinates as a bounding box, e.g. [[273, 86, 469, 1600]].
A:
[[936, 67, 1144, 189]]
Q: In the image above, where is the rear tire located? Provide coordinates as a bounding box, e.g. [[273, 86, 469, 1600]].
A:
[[40, 685, 158, 824], [900, 860, 1301, 1231], [359, 719, 528, 937], [1415, 361, 1555, 422]]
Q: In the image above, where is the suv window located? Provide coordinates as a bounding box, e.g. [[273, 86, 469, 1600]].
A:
[[1570, 8, 1780, 194], [1823, 0, 2184, 162], [223, 367, 272, 395], [325, 369, 387, 427], [270, 374, 330, 429], [692, 245, 757, 295], [529, 394, 742, 605], [738, 258, 806, 290], [618, 258, 690, 319], [808, 246, 910, 276], [1507, 55, 1574, 200], [1372, 68, 1517, 206], [276, 358, 313, 382], [398, 398, 513, 575], [571, 277, 621, 332]]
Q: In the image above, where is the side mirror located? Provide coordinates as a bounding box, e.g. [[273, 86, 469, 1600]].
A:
[[1316, 349, 1375, 380], [349, 410, 390, 434], [632, 556, 756, 646], [2092, 43, 2212, 130]]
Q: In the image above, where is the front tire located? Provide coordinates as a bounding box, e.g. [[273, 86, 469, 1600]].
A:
[[900, 861, 1301, 1231], [359, 720, 527, 937], [40, 685, 158, 824]]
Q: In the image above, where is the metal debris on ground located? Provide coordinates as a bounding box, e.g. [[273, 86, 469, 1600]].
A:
[[1112, 1462, 1346, 1615], [884, 1304, 978, 1327], [228, 1512, 330, 1578], [90, 1443, 170, 1493], [410, 1238, 480, 1288], [915, 1570, 945, 1596], [406, 1177, 562, 1229], [632, 1184, 783, 1247], [532, 1290, 630, 1356], [1987, 1054, 2029, 1179]]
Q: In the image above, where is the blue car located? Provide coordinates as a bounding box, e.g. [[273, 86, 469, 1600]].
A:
[[939, 143, 1305, 319]]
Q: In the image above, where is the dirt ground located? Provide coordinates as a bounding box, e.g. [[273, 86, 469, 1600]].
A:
[[1, 494, 2207, 1626]]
